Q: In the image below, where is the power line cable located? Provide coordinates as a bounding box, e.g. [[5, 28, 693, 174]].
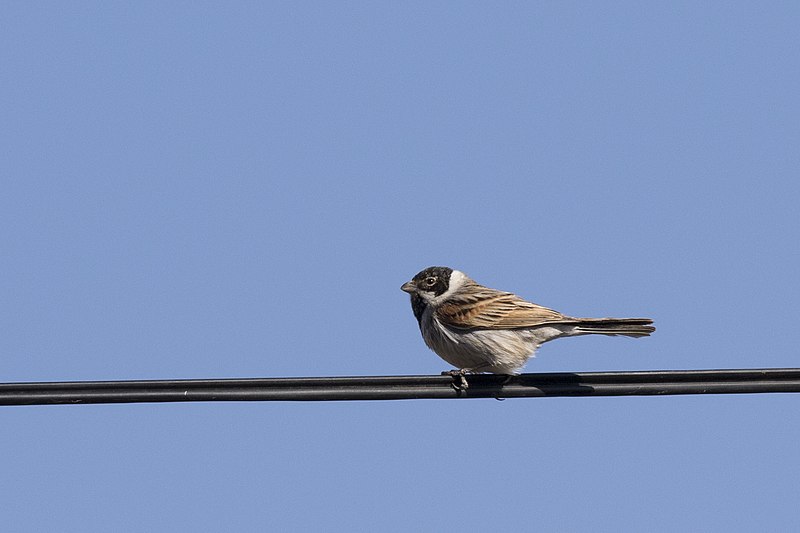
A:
[[2, 368, 799, 405]]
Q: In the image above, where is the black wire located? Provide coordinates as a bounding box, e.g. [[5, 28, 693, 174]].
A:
[[2, 368, 799, 405]]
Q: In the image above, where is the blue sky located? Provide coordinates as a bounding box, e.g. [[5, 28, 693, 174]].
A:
[[2, 2, 799, 531]]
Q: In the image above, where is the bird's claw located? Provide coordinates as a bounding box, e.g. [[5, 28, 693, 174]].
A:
[[442, 369, 471, 391]]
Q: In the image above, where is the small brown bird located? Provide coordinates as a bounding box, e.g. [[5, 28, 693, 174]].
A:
[[401, 266, 654, 374]]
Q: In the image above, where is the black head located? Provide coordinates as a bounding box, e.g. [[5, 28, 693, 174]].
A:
[[408, 266, 453, 296], [401, 266, 454, 325]]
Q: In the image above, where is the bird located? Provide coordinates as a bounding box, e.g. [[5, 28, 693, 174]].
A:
[[401, 266, 654, 376]]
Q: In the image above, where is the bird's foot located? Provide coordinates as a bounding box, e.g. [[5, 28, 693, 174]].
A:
[[442, 368, 472, 391]]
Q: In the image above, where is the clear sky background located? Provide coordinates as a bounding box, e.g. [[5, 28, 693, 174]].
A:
[[2, 2, 799, 531]]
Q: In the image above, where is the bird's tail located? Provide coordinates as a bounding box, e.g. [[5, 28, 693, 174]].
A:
[[571, 318, 655, 338]]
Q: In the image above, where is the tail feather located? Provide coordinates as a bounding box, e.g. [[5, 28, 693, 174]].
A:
[[571, 318, 655, 338]]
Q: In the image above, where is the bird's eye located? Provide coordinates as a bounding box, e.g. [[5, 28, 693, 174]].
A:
[[424, 277, 437, 286]]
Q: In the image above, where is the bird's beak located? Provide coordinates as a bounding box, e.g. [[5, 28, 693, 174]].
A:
[[401, 281, 416, 294]]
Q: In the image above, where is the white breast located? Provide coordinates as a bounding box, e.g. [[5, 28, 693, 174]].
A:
[[419, 307, 550, 374]]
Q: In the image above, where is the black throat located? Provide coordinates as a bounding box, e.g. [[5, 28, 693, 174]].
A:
[[410, 294, 427, 327]]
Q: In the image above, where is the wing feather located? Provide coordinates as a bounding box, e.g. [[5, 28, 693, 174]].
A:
[[436, 285, 577, 330]]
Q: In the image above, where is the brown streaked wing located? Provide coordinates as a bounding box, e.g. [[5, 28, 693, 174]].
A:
[[436, 286, 576, 330]]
